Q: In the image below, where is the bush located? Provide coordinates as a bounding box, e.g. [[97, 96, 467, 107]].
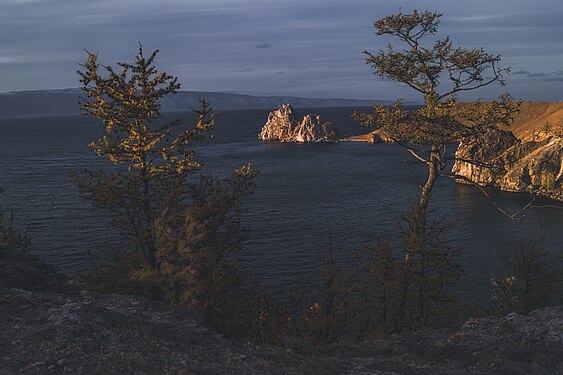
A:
[[491, 238, 563, 315], [0, 189, 30, 255]]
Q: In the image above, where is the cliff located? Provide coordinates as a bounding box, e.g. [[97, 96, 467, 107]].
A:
[[258, 104, 338, 143], [452, 103, 563, 201]]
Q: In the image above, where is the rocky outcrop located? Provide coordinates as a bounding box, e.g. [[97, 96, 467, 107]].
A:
[[2, 253, 561, 374], [343, 129, 395, 143], [258, 104, 337, 143], [257, 104, 299, 142], [452, 127, 563, 201], [365, 129, 394, 143], [452, 127, 520, 186], [1, 287, 562, 374]]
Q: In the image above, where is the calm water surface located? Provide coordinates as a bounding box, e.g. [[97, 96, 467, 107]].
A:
[[1, 107, 562, 306]]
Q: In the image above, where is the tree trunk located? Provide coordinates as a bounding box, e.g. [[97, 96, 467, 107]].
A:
[[140, 163, 157, 268], [405, 145, 439, 263]]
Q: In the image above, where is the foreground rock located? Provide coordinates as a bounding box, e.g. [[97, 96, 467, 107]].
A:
[[1, 286, 562, 374], [258, 104, 337, 142], [0, 250, 66, 291], [452, 127, 563, 201], [2, 252, 561, 374]]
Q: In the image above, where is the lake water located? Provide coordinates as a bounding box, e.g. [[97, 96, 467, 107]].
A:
[[1, 107, 562, 306]]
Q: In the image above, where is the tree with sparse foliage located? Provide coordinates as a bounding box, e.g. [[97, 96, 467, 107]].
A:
[[75, 45, 216, 268], [75, 46, 258, 314], [355, 10, 520, 262]]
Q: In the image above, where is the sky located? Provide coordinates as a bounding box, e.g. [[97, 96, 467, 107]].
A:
[[1, 0, 562, 101]]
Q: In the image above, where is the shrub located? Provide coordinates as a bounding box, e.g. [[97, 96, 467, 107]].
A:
[[491, 238, 563, 315]]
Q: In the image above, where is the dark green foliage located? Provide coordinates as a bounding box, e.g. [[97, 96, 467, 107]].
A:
[[354, 238, 404, 337], [133, 166, 257, 308], [0, 187, 30, 254], [212, 283, 292, 344], [75, 45, 215, 268], [398, 212, 462, 328], [0, 209, 30, 255], [75, 46, 277, 342], [491, 238, 563, 315], [354, 212, 462, 337], [292, 243, 352, 345]]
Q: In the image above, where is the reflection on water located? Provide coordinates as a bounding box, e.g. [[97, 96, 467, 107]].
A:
[[1, 108, 562, 306]]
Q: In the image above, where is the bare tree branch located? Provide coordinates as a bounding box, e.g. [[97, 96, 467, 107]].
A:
[[440, 172, 536, 222]]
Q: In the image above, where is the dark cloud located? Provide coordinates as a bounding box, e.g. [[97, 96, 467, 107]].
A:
[[0, 0, 562, 101], [255, 43, 272, 49]]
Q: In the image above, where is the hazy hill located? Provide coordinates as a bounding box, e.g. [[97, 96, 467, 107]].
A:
[[0, 89, 406, 118]]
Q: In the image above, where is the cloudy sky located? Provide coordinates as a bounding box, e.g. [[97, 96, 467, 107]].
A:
[[1, 0, 562, 101]]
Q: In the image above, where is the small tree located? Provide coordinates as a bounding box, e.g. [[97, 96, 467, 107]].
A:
[[355, 10, 520, 261], [75, 45, 215, 268], [0, 187, 30, 254], [355, 238, 403, 337], [491, 238, 562, 315], [292, 238, 351, 345], [135, 167, 257, 309], [355, 213, 461, 336], [75, 46, 264, 339]]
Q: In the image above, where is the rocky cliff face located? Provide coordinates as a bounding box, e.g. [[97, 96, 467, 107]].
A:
[[452, 128, 563, 201], [258, 104, 337, 143]]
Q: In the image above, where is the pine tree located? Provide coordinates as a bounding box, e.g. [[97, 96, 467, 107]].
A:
[[75, 45, 215, 268]]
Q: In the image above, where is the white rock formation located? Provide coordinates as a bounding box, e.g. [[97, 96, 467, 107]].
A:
[[258, 104, 337, 143]]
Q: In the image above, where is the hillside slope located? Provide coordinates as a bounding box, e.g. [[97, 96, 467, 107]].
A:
[[504, 102, 563, 140]]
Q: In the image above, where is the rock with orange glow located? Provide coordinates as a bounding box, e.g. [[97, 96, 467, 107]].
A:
[[258, 104, 337, 143]]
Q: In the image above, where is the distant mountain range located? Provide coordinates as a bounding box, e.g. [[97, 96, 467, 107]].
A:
[[0, 88, 418, 118]]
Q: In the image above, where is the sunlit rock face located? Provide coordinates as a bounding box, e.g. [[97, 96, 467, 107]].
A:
[[258, 104, 299, 142], [365, 129, 394, 143], [452, 128, 519, 186], [258, 104, 337, 143], [453, 127, 563, 201]]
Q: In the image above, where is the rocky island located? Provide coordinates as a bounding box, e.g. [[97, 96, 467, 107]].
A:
[[453, 102, 563, 201], [258, 104, 338, 143]]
